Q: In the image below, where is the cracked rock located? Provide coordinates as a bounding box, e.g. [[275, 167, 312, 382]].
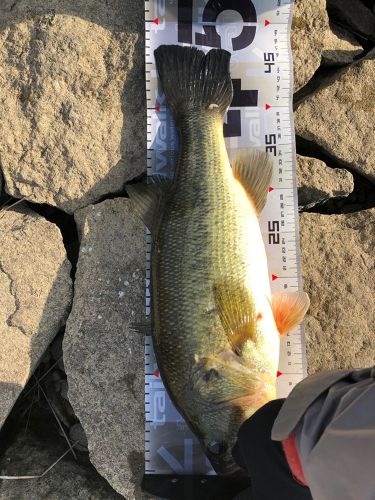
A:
[[297, 155, 354, 210], [0, 0, 145, 213], [292, 0, 362, 91], [322, 23, 363, 66], [301, 208, 375, 374], [0, 205, 72, 429], [295, 48, 375, 182], [63, 199, 145, 499]]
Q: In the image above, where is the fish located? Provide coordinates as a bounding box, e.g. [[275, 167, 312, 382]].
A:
[[128, 45, 310, 476]]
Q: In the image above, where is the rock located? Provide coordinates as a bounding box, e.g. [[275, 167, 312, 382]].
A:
[[63, 199, 145, 499], [0, 206, 72, 429], [0, 431, 121, 499], [297, 155, 354, 209], [327, 0, 375, 42], [322, 23, 363, 66], [292, 0, 362, 91], [295, 49, 375, 182], [0, 0, 145, 213], [300, 209, 375, 374]]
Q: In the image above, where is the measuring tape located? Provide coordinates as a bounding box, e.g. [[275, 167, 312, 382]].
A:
[[144, 0, 305, 475]]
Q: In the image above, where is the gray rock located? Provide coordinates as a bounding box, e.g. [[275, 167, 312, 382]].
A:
[[327, 0, 375, 42], [63, 199, 145, 499], [297, 155, 354, 209], [291, 0, 362, 91], [0, 0, 145, 213], [0, 432, 121, 499], [300, 209, 375, 375], [295, 49, 375, 182], [0, 206, 72, 429]]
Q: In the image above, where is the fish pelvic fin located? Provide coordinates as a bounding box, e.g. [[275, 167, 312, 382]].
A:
[[271, 291, 310, 335], [154, 45, 233, 120], [213, 281, 256, 355], [232, 150, 273, 215]]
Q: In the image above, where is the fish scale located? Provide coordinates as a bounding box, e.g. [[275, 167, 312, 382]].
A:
[[144, 0, 306, 477]]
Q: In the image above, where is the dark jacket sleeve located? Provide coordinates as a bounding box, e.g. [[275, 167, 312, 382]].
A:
[[271, 366, 375, 500]]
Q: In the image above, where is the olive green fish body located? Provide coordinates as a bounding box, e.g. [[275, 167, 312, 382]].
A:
[[131, 45, 311, 475], [152, 109, 278, 471]]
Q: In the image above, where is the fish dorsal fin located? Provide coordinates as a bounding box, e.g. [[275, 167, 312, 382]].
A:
[[232, 150, 273, 215], [126, 176, 170, 230], [271, 291, 310, 335], [213, 281, 256, 355]]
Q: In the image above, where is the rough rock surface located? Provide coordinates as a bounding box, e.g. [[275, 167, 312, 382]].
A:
[[327, 0, 375, 42], [295, 49, 375, 182], [0, 0, 145, 213], [322, 23, 362, 66], [297, 155, 354, 209], [0, 432, 121, 499], [292, 0, 362, 91], [63, 199, 145, 499], [301, 209, 375, 375], [0, 206, 72, 429]]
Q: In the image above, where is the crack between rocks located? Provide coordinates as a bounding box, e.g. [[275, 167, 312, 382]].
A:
[[88, 170, 147, 206], [294, 65, 349, 110], [0, 260, 29, 336], [296, 136, 375, 215], [23, 201, 79, 282]]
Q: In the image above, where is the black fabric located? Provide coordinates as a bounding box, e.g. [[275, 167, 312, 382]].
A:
[[231, 399, 313, 500]]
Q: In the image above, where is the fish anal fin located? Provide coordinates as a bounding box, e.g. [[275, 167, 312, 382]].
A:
[[272, 291, 310, 335], [213, 281, 256, 355], [232, 150, 273, 215], [127, 177, 169, 229]]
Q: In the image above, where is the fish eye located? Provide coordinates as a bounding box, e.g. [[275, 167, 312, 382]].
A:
[[207, 440, 228, 456]]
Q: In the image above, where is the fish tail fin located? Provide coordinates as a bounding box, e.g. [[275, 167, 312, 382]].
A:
[[154, 45, 233, 121]]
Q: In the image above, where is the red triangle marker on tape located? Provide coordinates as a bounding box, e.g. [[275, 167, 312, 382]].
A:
[[268, 186, 274, 192], [154, 370, 160, 378], [154, 17, 159, 25], [277, 371, 282, 377], [272, 274, 278, 281], [265, 103, 271, 110], [155, 105, 160, 112], [265, 20, 270, 26]]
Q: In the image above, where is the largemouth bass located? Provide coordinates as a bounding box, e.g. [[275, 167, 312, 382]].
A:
[[128, 45, 309, 476]]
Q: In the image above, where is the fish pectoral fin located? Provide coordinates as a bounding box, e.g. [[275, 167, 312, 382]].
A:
[[213, 281, 256, 355], [126, 176, 170, 229], [271, 291, 310, 335], [232, 150, 273, 215], [191, 353, 260, 403]]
